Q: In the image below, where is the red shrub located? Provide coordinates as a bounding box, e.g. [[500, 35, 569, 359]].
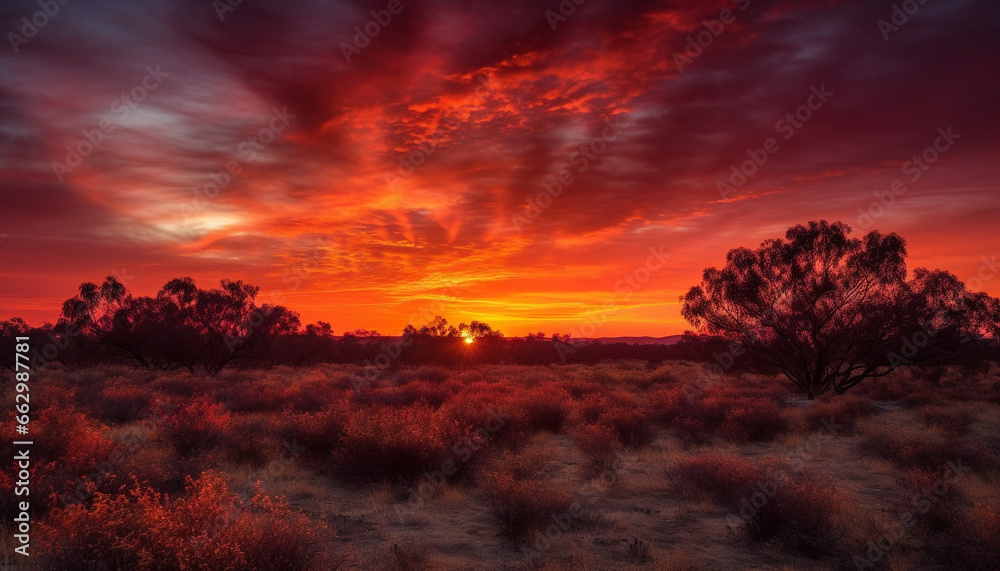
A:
[[652, 387, 788, 443], [100, 380, 154, 423], [719, 398, 788, 443], [222, 414, 283, 466], [353, 379, 461, 409], [334, 403, 463, 483], [155, 396, 232, 457], [515, 387, 570, 432], [860, 428, 999, 473], [148, 372, 212, 397], [5, 405, 120, 514], [481, 470, 573, 542], [392, 366, 450, 384], [917, 404, 975, 437], [599, 405, 657, 448], [746, 474, 848, 555], [803, 394, 877, 433], [569, 423, 623, 477], [442, 391, 528, 451], [222, 381, 293, 413], [36, 471, 335, 570], [672, 453, 848, 555], [897, 467, 964, 534], [287, 379, 344, 413], [671, 453, 761, 505], [278, 403, 350, 458]]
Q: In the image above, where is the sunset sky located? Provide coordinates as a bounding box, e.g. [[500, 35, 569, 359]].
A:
[[1, 0, 998, 337]]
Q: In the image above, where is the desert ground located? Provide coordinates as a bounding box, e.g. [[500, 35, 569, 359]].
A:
[[3, 361, 998, 570]]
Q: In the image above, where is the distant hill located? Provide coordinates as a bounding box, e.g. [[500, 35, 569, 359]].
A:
[[587, 335, 683, 345]]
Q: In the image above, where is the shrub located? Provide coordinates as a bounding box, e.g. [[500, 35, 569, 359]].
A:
[[673, 453, 848, 555], [570, 423, 624, 478], [718, 397, 788, 443], [222, 380, 292, 413], [802, 393, 876, 433], [517, 388, 570, 432], [672, 395, 729, 438], [288, 378, 344, 413], [6, 405, 119, 514], [918, 404, 975, 437], [223, 414, 282, 466], [750, 477, 848, 555], [353, 379, 460, 409], [149, 372, 210, 397], [385, 539, 431, 571], [600, 405, 657, 448], [657, 390, 785, 442], [334, 403, 463, 483], [99, 377, 154, 423], [155, 396, 232, 457], [481, 470, 573, 542], [119, 441, 201, 495], [277, 403, 350, 457], [393, 366, 449, 384], [37, 485, 179, 570], [897, 467, 964, 534], [36, 471, 334, 570], [577, 393, 614, 424], [859, 427, 998, 472], [626, 537, 654, 564], [671, 454, 761, 506], [855, 372, 910, 402], [442, 391, 528, 452]]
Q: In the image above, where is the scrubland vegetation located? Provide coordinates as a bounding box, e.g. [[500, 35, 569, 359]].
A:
[[3, 360, 999, 570]]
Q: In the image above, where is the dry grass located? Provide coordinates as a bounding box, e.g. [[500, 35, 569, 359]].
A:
[[6, 361, 998, 570]]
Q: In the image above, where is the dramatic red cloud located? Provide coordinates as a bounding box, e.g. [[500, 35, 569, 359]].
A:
[[1, 0, 998, 336]]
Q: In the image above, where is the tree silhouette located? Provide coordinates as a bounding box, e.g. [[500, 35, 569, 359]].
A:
[[681, 221, 999, 398], [59, 276, 301, 374]]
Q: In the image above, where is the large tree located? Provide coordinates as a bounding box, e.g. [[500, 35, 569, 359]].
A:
[[681, 221, 999, 397]]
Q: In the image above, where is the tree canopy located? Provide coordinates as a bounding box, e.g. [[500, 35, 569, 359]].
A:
[[59, 276, 300, 374], [681, 220, 999, 397]]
